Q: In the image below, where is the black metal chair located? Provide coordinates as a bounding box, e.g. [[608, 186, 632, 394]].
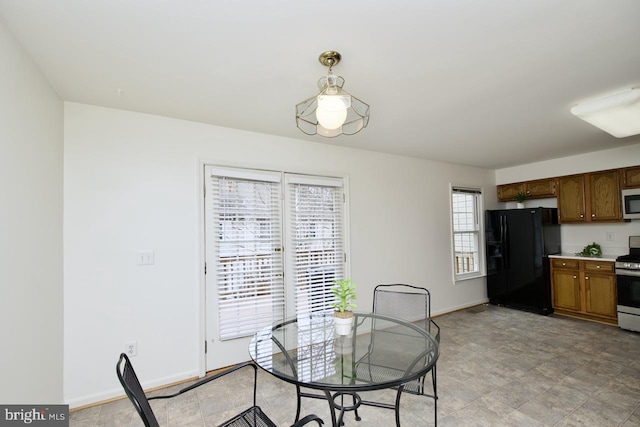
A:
[[116, 353, 324, 427], [356, 284, 440, 426]]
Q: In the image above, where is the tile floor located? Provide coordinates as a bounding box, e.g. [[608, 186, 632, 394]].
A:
[[70, 305, 640, 426]]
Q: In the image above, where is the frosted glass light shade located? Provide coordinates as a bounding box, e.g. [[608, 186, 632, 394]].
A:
[[570, 88, 640, 138], [316, 94, 351, 129], [295, 73, 369, 138]]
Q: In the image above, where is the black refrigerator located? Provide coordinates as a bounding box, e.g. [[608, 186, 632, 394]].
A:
[[485, 208, 561, 315]]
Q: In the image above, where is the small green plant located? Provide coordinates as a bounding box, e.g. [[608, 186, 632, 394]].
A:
[[330, 278, 357, 315], [576, 242, 602, 257], [515, 191, 527, 203]]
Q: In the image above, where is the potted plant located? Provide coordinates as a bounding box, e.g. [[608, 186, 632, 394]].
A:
[[576, 242, 602, 257], [515, 191, 526, 209], [330, 278, 357, 335]]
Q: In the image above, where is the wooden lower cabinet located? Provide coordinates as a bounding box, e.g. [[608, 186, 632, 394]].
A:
[[551, 258, 617, 324], [552, 269, 581, 311]]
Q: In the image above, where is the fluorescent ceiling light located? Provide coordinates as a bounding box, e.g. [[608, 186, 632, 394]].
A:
[[570, 88, 640, 138]]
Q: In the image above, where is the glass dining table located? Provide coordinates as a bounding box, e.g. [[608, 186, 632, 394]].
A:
[[249, 312, 440, 427]]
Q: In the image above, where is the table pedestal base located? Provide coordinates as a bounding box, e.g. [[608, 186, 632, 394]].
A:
[[297, 385, 406, 427], [328, 391, 362, 426]]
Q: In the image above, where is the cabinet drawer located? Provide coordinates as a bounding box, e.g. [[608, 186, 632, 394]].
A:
[[582, 261, 614, 273], [552, 259, 579, 269]]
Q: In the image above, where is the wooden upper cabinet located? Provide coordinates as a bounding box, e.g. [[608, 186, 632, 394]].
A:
[[621, 166, 640, 189], [497, 183, 524, 201], [525, 178, 557, 198], [557, 170, 623, 223], [557, 174, 586, 223], [496, 165, 634, 223], [588, 170, 622, 222], [497, 178, 556, 201]]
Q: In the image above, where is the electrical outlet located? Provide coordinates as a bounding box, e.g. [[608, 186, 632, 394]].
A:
[[126, 341, 138, 357], [606, 232, 615, 242]]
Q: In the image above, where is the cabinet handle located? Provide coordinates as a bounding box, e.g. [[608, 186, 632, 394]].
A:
[[580, 214, 584, 218], [562, 262, 566, 266], [592, 214, 596, 218], [573, 275, 577, 279], [585, 276, 589, 280], [596, 265, 600, 269]]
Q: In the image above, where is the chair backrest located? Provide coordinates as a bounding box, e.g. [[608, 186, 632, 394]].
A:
[[373, 284, 439, 340], [116, 353, 160, 427]]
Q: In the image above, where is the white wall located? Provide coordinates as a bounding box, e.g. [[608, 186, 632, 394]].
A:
[[495, 144, 640, 184], [0, 19, 63, 403], [64, 102, 496, 407], [495, 144, 640, 255]]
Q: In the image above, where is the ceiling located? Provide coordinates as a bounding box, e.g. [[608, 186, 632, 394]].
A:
[[1, 0, 639, 169]]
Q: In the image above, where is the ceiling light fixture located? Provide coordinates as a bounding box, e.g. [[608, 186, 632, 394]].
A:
[[296, 51, 370, 137], [570, 88, 640, 138]]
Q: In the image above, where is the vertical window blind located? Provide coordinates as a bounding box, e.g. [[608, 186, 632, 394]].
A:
[[285, 175, 345, 318], [210, 170, 285, 340]]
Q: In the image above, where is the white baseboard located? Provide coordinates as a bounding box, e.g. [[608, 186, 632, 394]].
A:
[[66, 370, 198, 409], [432, 298, 489, 317]]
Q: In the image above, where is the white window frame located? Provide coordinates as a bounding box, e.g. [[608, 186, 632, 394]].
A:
[[450, 185, 485, 282]]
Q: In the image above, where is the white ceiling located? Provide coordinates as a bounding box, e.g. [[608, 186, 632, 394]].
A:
[[1, 0, 639, 169]]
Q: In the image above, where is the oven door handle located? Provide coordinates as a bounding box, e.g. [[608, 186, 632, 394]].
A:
[[616, 269, 640, 277]]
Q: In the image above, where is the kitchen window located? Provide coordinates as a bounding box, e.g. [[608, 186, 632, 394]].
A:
[[450, 186, 484, 280]]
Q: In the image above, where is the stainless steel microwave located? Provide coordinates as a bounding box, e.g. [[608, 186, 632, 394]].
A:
[[622, 188, 640, 220]]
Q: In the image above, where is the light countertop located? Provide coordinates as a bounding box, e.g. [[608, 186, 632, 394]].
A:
[[549, 253, 618, 262]]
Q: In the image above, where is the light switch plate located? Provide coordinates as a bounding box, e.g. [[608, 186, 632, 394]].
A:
[[137, 251, 155, 265]]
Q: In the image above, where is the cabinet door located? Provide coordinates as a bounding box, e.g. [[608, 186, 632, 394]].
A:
[[584, 273, 617, 318], [589, 170, 622, 221], [525, 178, 556, 199], [621, 166, 640, 189], [497, 183, 523, 201], [552, 270, 581, 311], [557, 175, 585, 223]]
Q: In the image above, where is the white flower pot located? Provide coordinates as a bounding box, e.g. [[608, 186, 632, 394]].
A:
[[333, 315, 354, 336], [516, 203, 525, 209]]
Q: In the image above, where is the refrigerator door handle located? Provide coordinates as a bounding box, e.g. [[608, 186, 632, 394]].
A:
[[502, 215, 509, 269]]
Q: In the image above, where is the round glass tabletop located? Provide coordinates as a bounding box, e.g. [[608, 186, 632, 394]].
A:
[[249, 312, 439, 392]]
